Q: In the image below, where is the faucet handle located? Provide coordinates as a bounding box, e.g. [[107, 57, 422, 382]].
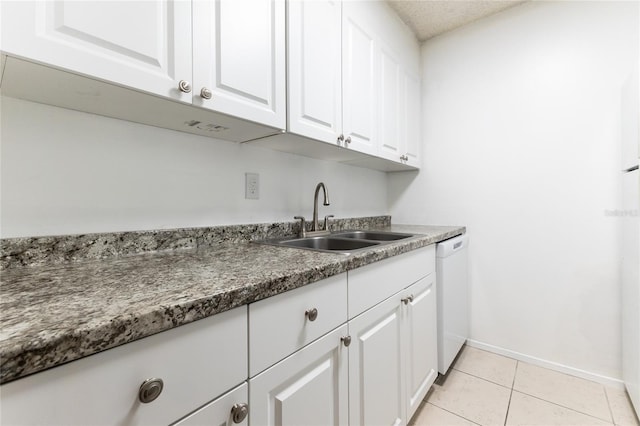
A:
[[294, 216, 307, 238], [323, 215, 334, 231]]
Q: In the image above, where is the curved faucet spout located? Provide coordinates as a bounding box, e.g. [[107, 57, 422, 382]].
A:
[[313, 182, 330, 232]]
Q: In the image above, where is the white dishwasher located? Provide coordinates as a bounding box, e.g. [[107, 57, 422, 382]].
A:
[[436, 234, 469, 374]]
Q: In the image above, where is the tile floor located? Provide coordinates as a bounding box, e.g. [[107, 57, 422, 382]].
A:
[[410, 345, 640, 426]]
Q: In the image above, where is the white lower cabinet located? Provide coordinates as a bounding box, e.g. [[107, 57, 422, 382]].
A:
[[248, 245, 438, 426], [403, 276, 438, 421], [249, 325, 349, 426], [0, 306, 248, 426], [172, 382, 248, 426], [348, 276, 437, 426], [348, 290, 405, 426], [0, 246, 438, 426]]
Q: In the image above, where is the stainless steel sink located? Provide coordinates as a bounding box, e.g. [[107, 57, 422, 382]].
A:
[[277, 237, 379, 251], [331, 231, 414, 241], [255, 230, 418, 254]]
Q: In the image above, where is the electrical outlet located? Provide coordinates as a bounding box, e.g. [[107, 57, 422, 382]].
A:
[[245, 173, 259, 200]]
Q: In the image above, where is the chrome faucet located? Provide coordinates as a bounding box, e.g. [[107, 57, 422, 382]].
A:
[[312, 182, 330, 233], [294, 182, 332, 238]]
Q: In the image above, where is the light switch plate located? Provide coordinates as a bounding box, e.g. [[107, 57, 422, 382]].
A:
[[245, 173, 259, 200]]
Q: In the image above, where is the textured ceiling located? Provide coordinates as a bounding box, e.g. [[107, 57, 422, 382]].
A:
[[387, 0, 528, 41]]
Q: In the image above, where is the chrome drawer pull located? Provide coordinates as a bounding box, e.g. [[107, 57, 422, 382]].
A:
[[138, 378, 163, 403], [231, 402, 249, 423], [305, 308, 318, 321], [341, 335, 352, 347]]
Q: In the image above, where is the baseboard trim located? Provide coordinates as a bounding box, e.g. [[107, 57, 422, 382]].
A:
[[465, 339, 625, 389]]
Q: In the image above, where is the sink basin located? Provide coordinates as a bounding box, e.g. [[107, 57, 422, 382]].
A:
[[255, 230, 418, 254], [331, 231, 414, 241], [277, 237, 379, 251]]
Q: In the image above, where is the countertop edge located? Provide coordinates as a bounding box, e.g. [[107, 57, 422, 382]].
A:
[[0, 225, 465, 384]]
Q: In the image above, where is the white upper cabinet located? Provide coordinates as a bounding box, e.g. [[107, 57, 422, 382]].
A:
[[1, 0, 416, 168], [378, 44, 403, 161], [287, 0, 419, 164], [342, 1, 378, 156], [193, 0, 285, 128], [0, 1, 193, 103], [1, 0, 286, 130], [287, 0, 342, 143], [402, 70, 422, 168], [288, 0, 378, 156]]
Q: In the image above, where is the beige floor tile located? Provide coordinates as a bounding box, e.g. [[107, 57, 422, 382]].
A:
[[453, 346, 518, 387], [513, 362, 612, 422], [410, 402, 478, 426], [506, 391, 613, 426], [605, 387, 640, 426], [427, 369, 511, 426]]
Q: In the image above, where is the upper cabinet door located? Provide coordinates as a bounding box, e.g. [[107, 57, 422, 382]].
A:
[[193, 0, 286, 129], [288, 0, 342, 144], [402, 70, 421, 168], [342, 2, 378, 157], [0, 1, 193, 103], [377, 44, 402, 162]]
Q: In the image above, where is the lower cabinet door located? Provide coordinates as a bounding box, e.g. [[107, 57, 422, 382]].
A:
[[349, 294, 405, 426], [249, 325, 349, 426], [404, 275, 438, 421], [172, 383, 248, 426]]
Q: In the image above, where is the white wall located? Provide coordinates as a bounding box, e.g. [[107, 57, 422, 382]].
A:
[[389, 1, 639, 381], [0, 97, 388, 238]]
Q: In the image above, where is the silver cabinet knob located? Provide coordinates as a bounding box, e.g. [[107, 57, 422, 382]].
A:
[[178, 80, 192, 93], [305, 308, 318, 321], [200, 87, 212, 99], [231, 402, 249, 424], [345, 136, 352, 145], [337, 134, 345, 145], [138, 378, 163, 403], [341, 335, 352, 347], [401, 294, 414, 305], [400, 155, 408, 162]]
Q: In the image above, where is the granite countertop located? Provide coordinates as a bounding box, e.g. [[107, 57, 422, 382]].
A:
[[0, 223, 464, 384]]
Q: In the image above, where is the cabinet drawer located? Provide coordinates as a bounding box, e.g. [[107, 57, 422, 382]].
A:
[[249, 273, 347, 377], [0, 306, 248, 426], [172, 382, 248, 426], [348, 245, 435, 318]]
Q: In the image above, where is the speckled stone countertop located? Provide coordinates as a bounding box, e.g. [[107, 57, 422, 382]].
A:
[[0, 222, 464, 384]]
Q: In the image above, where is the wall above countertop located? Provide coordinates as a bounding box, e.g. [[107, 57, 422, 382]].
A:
[[0, 97, 390, 239]]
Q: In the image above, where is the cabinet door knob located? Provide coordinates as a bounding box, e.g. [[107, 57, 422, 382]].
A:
[[231, 402, 249, 424], [200, 87, 212, 99], [305, 308, 318, 321], [138, 378, 164, 403], [337, 134, 345, 145], [345, 136, 352, 145], [341, 335, 352, 347], [178, 80, 192, 93], [401, 294, 414, 305]]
